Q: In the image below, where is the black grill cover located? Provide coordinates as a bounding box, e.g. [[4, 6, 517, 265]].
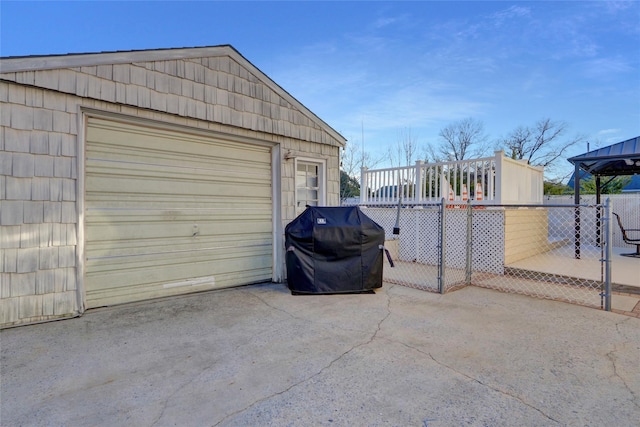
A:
[[285, 206, 385, 294]]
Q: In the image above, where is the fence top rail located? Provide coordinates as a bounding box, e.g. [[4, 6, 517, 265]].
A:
[[363, 155, 498, 174], [362, 164, 416, 174], [359, 203, 442, 208], [420, 156, 497, 169], [358, 202, 604, 209], [494, 203, 604, 209]]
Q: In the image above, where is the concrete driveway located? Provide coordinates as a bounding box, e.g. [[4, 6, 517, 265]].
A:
[[1, 283, 639, 426]]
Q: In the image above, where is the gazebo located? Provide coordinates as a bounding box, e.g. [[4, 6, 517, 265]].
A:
[[567, 136, 640, 258], [568, 136, 640, 204]]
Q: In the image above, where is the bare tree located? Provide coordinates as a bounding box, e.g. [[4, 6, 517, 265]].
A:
[[341, 143, 382, 177], [387, 128, 419, 167], [423, 143, 444, 163], [502, 125, 531, 160], [340, 142, 384, 201], [438, 117, 488, 161], [340, 143, 361, 179], [500, 118, 584, 175]]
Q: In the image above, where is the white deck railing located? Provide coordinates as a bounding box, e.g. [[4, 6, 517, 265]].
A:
[[360, 150, 544, 205]]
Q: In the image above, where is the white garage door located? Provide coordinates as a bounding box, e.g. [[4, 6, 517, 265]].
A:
[[84, 117, 273, 308]]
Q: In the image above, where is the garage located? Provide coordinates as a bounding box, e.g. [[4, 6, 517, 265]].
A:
[[1, 45, 345, 327], [84, 116, 274, 307]]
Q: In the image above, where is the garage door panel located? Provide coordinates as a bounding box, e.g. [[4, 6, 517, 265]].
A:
[[86, 232, 273, 257], [86, 158, 272, 185], [85, 208, 273, 220], [86, 164, 271, 199], [86, 233, 273, 259], [86, 209, 273, 225], [87, 144, 272, 173], [86, 216, 272, 242], [87, 236, 272, 260], [85, 163, 272, 186], [88, 121, 271, 165], [87, 246, 272, 284], [86, 177, 270, 200], [84, 117, 274, 308], [86, 209, 273, 222], [85, 193, 271, 210], [87, 252, 272, 283], [87, 266, 272, 303], [87, 268, 272, 307]]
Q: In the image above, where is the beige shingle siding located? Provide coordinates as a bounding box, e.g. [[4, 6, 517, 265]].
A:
[[1, 81, 80, 326], [6, 176, 31, 198], [2, 55, 343, 147]]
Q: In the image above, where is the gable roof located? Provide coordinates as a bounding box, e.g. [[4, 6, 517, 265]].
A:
[[0, 45, 346, 147], [567, 136, 640, 176]]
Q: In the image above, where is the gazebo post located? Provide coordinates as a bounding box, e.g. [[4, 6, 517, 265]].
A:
[[596, 175, 601, 247], [574, 163, 581, 259]]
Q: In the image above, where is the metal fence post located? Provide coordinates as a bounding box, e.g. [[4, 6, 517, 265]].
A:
[[438, 198, 446, 294], [466, 199, 472, 285], [574, 205, 581, 259], [604, 198, 612, 311]]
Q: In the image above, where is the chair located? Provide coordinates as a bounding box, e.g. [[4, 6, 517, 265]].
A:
[[612, 212, 640, 258]]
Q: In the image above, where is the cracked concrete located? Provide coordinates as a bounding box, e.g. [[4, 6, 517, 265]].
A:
[[213, 292, 392, 427], [2, 283, 639, 426]]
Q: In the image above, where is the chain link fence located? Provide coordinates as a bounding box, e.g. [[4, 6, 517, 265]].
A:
[[362, 201, 613, 310]]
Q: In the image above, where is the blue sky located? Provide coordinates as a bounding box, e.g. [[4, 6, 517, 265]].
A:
[[2, 1, 639, 179]]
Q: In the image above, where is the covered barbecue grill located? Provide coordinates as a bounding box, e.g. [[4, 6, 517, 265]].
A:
[[285, 206, 385, 294]]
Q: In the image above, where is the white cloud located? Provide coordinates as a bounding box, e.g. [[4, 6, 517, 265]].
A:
[[489, 5, 531, 27], [373, 16, 399, 29], [595, 129, 625, 144], [597, 128, 621, 136], [369, 10, 413, 30], [582, 57, 633, 79], [603, 1, 636, 13]]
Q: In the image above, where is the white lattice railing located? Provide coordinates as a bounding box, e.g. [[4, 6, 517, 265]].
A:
[[359, 150, 544, 205]]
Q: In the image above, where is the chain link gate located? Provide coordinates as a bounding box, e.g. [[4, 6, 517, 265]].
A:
[[362, 200, 612, 311], [364, 204, 442, 293]]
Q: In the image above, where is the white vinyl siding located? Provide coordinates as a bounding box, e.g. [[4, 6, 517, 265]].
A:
[[84, 117, 273, 307]]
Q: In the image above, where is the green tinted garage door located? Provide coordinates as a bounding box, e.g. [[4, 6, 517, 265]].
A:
[[84, 117, 273, 307]]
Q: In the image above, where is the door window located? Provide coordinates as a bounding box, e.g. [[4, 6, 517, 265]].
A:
[[296, 161, 323, 214]]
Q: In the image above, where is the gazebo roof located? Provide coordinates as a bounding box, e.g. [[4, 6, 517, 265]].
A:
[[567, 136, 640, 176]]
